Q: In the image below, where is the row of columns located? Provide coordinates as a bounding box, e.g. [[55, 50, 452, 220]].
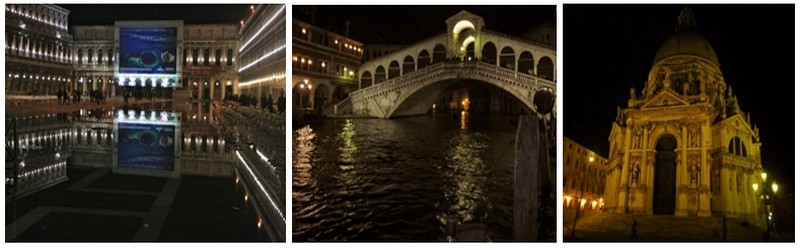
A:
[[7, 33, 72, 64], [188, 77, 235, 100], [181, 134, 226, 154]]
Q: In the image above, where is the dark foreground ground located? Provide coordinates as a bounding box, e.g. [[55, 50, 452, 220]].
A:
[[6, 166, 262, 242], [564, 209, 794, 242]]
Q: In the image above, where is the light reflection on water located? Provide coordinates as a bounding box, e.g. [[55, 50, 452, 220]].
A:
[[292, 114, 516, 241]]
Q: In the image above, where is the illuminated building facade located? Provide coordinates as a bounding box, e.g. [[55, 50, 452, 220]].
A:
[[237, 4, 286, 106], [603, 8, 763, 218], [5, 4, 74, 96], [6, 4, 286, 102], [182, 24, 238, 100], [564, 137, 607, 210], [291, 19, 362, 111]]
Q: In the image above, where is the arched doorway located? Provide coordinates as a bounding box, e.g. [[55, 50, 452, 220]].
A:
[[653, 134, 678, 215]]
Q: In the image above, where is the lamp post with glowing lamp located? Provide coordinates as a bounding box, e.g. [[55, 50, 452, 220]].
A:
[[753, 171, 779, 241]]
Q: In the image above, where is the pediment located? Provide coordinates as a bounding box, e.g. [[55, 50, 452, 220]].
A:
[[641, 91, 690, 108], [721, 112, 753, 132]]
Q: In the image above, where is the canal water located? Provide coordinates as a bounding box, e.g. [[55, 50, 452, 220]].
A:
[[293, 112, 519, 241]]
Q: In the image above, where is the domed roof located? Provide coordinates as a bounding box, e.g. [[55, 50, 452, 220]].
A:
[[652, 7, 720, 68]]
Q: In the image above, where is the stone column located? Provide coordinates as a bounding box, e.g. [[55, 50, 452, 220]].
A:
[[618, 123, 633, 213], [676, 124, 689, 216], [210, 78, 216, 100], [697, 119, 711, 217]]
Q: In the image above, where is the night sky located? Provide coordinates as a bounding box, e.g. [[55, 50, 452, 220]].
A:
[[294, 6, 555, 44], [59, 4, 251, 27], [564, 5, 795, 189]]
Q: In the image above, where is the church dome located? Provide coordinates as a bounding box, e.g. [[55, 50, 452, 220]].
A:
[[652, 7, 720, 68]]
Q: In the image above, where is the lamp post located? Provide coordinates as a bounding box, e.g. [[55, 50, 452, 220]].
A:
[[754, 172, 777, 241]]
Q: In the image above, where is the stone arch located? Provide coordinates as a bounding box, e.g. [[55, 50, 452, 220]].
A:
[[417, 50, 431, 69], [537, 56, 554, 80], [314, 83, 331, 110], [385, 76, 535, 118], [402, 55, 415, 75], [465, 42, 475, 59], [518, 51, 534, 75], [499, 46, 515, 70], [374, 66, 386, 84], [453, 20, 477, 58], [361, 71, 373, 89], [432, 44, 446, 63], [482, 42, 497, 65], [388, 60, 401, 79]]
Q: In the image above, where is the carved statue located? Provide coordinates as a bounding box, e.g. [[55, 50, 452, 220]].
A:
[[689, 155, 700, 187], [632, 128, 642, 149], [683, 81, 689, 96], [690, 126, 699, 147], [630, 159, 641, 186]]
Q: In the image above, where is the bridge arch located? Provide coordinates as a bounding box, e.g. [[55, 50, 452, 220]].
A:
[[388, 75, 536, 118], [360, 71, 372, 89], [519, 51, 534, 75], [432, 44, 446, 63], [388, 61, 401, 79], [403, 55, 415, 75], [499, 46, 515, 70], [418, 50, 431, 69], [374, 66, 387, 84], [537, 56, 554, 81], [482, 42, 497, 65]]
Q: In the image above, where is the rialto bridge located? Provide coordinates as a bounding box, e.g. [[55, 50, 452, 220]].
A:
[[335, 11, 556, 118]]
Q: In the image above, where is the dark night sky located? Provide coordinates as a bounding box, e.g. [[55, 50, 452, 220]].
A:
[[59, 4, 251, 27], [564, 5, 795, 188], [294, 6, 555, 44]]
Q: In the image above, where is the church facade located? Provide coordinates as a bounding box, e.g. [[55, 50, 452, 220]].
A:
[[603, 8, 763, 219]]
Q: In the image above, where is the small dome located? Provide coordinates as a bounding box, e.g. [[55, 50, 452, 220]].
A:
[[652, 30, 720, 68], [652, 7, 720, 68]]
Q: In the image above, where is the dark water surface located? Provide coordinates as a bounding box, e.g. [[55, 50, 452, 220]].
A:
[[293, 113, 519, 241]]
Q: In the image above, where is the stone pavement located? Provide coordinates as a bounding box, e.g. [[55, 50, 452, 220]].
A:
[[564, 210, 794, 242]]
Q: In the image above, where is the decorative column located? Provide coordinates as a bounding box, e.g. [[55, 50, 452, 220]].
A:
[[698, 119, 711, 216], [676, 123, 689, 216], [618, 121, 633, 213]]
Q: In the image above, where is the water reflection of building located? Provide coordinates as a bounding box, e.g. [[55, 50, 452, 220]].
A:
[[603, 8, 764, 219], [291, 18, 362, 112], [563, 137, 607, 210]]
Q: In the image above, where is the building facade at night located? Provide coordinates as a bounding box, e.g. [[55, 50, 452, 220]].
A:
[[291, 18, 362, 111], [564, 137, 607, 210], [5, 4, 74, 96], [603, 8, 763, 219], [237, 4, 286, 106], [5, 4, 286, 102]]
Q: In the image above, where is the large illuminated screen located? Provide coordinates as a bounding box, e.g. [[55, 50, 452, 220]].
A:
[[118, 122, 175, 170], [119, 27, 177, 74]]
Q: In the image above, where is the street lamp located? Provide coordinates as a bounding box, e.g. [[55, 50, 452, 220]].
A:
[[756, 171, 775, 241]]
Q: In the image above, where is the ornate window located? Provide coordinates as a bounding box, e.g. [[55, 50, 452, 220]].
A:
[[728, 136, 747, 157]]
